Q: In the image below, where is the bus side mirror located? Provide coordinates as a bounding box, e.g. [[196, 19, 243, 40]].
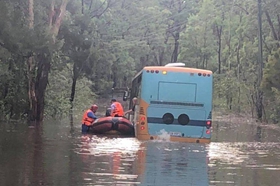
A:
[[123, 91, 129, 101]]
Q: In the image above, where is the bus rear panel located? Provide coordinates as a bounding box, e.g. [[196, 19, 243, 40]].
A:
[[135, 66, 213, 143]]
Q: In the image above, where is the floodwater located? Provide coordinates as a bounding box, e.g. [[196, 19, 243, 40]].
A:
[[0, 116, 280, 186]]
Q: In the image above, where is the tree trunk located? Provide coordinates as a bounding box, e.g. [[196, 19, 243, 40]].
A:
[[237, 38, 241, 113], [159, 48, 164, 66], [28, 0, 34, 28], [27, 0, 37, 122], [277, 14, 280, 39], [82, 0, 84, 14], [28, 0, 69, 122], [35, 53, 51, 121], [69, 63, 78, 125], [70, 63, 78, 105], [256, 0, 263, 121], [154, 47, 165, 66], [255, 90, 263, 121], [202, 54, 206, 68], [265, 11, 279, 47], [171, 32, 180, 63], [50, 0, 69, 43], [216, 25, 222, 74], [3, 59, 12, 115]]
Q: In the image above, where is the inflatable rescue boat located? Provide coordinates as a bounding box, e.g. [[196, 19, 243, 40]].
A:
[[90, 116, 134, 135], [89, 108, 134, 136]]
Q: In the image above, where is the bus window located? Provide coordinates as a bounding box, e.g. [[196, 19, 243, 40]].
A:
[[158, 82, 196, 102]]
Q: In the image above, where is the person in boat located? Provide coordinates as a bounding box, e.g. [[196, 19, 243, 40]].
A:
[[124, 97, 137, 116], [81, 104, 98, 133], [110, 98, 124, 117], [105, 107, 111, 117]]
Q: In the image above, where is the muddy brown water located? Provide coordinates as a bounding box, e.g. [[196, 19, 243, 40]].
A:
[[0, 114, 280, 186]]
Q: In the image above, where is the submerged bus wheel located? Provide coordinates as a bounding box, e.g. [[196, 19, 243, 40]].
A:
[[178, 114, 190, 125], [162, 113, 174, 124]]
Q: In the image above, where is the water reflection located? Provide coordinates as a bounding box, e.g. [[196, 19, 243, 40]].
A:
[[0, 124, 45, 186], [74, 135, 209, 186], [76, 135, 141, 156], [138, 141, 209, 186], [74, 135, 142, 185], [208, 141, 280, 186], [209, 119, 280, 186], [1, 118, 280, 186]]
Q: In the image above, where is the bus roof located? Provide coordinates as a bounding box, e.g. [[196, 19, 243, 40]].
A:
[[132, 66, 213, 81], [143, 66, 213, 74]]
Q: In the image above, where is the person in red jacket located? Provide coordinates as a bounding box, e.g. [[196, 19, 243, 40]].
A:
[[81, 104, 98, 133], [110, 98, 124, 117]]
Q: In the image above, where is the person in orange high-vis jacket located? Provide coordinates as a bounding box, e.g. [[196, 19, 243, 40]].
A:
[[81, 104, 98, 133], [110, 98, 124, 117]]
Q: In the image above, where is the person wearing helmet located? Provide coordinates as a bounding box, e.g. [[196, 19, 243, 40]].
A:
[[110, 98, 124, 117], [81, 104, 98, 133]]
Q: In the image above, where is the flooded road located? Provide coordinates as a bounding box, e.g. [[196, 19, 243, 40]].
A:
[[0, 116, 280, 186]]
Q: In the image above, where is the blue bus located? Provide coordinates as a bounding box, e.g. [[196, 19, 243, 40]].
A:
[[124, 63, 213, 143]]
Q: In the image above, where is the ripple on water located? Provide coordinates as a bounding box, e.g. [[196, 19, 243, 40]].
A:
[[74, 135, 143, 185], [2, 119, 280, 186], [75, 135, 142, 155], [208, 142, 280, 185]]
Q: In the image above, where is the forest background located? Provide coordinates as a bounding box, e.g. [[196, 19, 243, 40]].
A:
[[0, 0, 279, 124]]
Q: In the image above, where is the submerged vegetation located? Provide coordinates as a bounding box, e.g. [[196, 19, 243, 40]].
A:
[[0, 0, 279, 124]]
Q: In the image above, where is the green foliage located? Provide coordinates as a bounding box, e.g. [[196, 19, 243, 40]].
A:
[[45, 63, 96, 119], [261, 49, 280, 123], [262, 49, 280, 91], [0, 0, 280, 123]]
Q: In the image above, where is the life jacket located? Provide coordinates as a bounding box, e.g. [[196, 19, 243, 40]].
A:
[[111, 102, 124, 117], [82, 109, 95, 126]]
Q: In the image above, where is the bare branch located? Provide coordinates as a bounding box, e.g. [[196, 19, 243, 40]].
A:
[[91, 1, 106, 16], [277, 14, 280, 39], [91, 0, 113, 18], [265, 10, 279, 43], [48, 0, 55, 28], [234, 4, 249, 15]]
